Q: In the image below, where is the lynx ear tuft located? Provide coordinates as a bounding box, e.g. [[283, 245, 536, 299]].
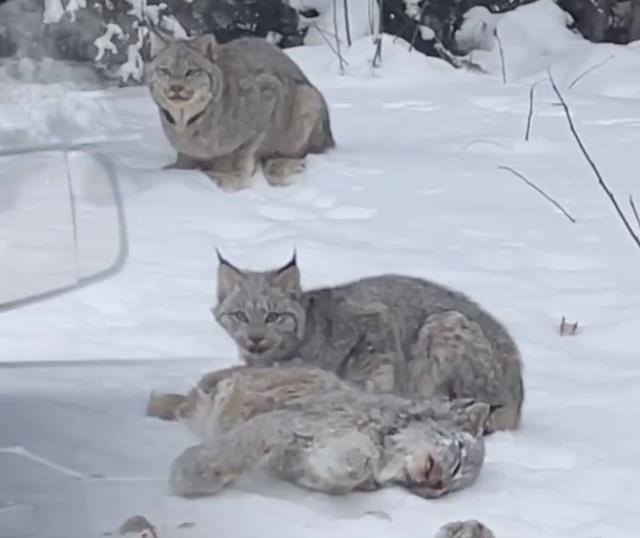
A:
[[270, 251, 300, 292], [216, 251, 246, 302]]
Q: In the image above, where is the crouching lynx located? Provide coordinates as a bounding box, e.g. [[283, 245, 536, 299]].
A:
[[212, 253, 524, 433], [168, 365, 489, 499], [145, 27, 335, 192]]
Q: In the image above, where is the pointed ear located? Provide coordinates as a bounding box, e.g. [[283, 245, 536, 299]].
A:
[[270, 251, 300, 292], [466, 402, 492, 437], [146, 20, 171, 58], [216, 250, 246, 302], [189, 33, 219, 59]]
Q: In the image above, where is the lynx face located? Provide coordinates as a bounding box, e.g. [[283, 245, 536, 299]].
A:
[[387, 422, 486, 498], [146, 32, 223, 130], [213, 254, 307, 366]]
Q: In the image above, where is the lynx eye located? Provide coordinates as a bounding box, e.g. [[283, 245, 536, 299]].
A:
[[158, 67, 172, 77], [230, 311, 249, 323], [185, 68, 202, 77], [264, 312, 282, 324]]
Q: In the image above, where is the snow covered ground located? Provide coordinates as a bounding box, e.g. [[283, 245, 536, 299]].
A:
[[1, 1, 640, 536]]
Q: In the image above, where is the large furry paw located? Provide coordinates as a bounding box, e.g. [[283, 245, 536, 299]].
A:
[[170, 444, 238, 497], [206, 171, 255, 192], [434, 520, 495, 538], [262, 158, 306, 187]]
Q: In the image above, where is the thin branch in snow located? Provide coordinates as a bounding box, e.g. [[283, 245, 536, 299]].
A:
[[311, 22, 349, 69], [342, 0, 352, 47], [525, 79, 545, 142], [494, 27, 507, 84], [548, 69, 640, 250], [568, 54, 615, 90], [332, 0, 345, 74], [498, 165, 576, 224], [630, 196, 640, 232], [408, 1, 430, 52], [372, 0, 384, 68]]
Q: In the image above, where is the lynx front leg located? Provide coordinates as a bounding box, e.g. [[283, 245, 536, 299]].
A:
[[204, 132, 265, 192], [262, 158, 306, 187], [163, 152, 202, 171], [408, 311, 515, 433]]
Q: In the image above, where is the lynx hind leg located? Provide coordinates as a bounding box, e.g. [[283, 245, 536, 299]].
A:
[[274, 429, 380, 495], [435, 520, 496, 538], [409, 311, 513, 432], [262, 85, 322, 187]]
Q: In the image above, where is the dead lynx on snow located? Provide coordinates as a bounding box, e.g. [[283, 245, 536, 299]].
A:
[[168, 365, 490, 499], [212, 253, 524, 433], [145, 27, 335, 192]]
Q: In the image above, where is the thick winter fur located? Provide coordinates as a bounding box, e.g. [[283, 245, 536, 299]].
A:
[[213, 254, 524, 433], [169, 365, 489, 499], [145, 29, 335, 192]]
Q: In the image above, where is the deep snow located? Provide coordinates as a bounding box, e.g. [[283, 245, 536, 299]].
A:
[[1, 1, 640, 537]]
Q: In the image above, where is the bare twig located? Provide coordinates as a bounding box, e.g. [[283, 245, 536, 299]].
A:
[[631, 195, 640, 231], [559, 316, 579, 336], [332, 0, 345, 73], [498, 165, 577, 223], [408, 1, 430, 52], [494, 27, 507, 84], [311, 22, 349, 68], [568, 54, 615, 90], [548, 69, 640, 250], [525, 79, 545, 141], [342, 0, 352, 46], [372, 0, 384, 67]]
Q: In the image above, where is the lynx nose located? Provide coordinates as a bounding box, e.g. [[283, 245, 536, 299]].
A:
[[169, 83, 185, 94], [249, 335, 266, 347]]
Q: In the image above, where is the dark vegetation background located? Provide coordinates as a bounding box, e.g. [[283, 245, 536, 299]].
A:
[[0, 0, 638, 83]]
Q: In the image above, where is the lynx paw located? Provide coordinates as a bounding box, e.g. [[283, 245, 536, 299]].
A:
[[206, 171, 255, 192], [434, 520, 495, 538], [170, 444, 237, 497], [262, 158, 306, 187]]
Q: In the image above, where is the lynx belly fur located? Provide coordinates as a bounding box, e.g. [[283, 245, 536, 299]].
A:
[[145, 28, 335, 192], [167, 365, 489, 499]]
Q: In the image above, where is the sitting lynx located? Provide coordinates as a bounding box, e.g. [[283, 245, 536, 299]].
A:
[[145, 26, 335, 192], [212, 253, 524, 433], [168, 365, 490, 499]]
